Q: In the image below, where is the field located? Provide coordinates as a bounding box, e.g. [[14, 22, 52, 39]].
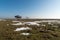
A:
[[0, 19, 60, 40]]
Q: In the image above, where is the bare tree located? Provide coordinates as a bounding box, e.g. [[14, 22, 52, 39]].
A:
[[15, 15, 22, 20]]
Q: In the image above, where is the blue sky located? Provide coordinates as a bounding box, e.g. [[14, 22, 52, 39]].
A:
[[0, 0, 60, 18]]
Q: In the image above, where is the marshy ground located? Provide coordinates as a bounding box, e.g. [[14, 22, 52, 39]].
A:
[[0, 19, 60, 40]]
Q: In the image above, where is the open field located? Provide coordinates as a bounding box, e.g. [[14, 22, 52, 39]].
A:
[[0, 19, 60, 40]]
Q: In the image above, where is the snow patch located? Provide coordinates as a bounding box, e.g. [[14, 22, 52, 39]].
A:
[[11, 22, 23, 25], [12, 21, 20, 22], [24, 22, 40, 26], [14, 27, 32, 31], [34, 21, 41, 23], [20, 33, 30, 35]]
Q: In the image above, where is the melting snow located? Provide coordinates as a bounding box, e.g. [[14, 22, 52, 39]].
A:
[[34, 21, 41, 23], [14, 27, 32, 31], [24, 22, 40, 26], [12, 21, 20, 22], [11, 22, 23, 25], [20, 33, 30, 35], [40, 20, 58, 23]]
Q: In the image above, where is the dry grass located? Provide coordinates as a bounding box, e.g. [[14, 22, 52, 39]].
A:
[[0, 19, 60, 40]]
